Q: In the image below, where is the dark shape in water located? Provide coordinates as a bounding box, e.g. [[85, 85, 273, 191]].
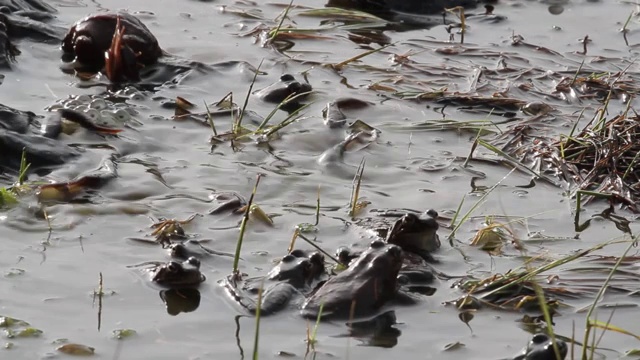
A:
[[0, 16, 19, 67], [0, 103, 35, 133], [331, 0, 481, 16], [222, 249, 326, 315], [0, 129, 81, 170], [152, 256, 206, 288], [301, 240, 403, 319], [62, 12, 215, 86], [159, 288, 201, 316], [0, 0, 56, 13], [168, 240, 236, 260], [327, 0, 499, 29], [255, 73, 312, 112], [62, 12, 162, 71], [512, 333, 568, 360], [335, 310, 401, 348], [0, 0, 65, 67]]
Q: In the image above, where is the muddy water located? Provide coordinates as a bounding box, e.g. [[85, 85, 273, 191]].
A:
[[1, 0, 640, 359]]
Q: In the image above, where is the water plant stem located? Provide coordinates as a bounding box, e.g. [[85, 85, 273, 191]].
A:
[[233, 174, 263, 273]]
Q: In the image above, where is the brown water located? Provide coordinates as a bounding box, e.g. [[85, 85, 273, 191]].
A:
[[2, 0, 640, 359]]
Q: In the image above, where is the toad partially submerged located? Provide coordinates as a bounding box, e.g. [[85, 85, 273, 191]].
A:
[[254, 74, 312, 112], [150, 257, 206, 288], [512, 333, 568, 360], [352, 209, 441, 262], [303, 211, 442, 319], [222, 249, 326, 315], [301, 240, 403, 319]]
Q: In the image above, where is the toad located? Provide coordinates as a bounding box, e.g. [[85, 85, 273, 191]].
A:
[[151, 256, 206, 288], [301, 240, 403, 319], [222, 249, 325, 315]]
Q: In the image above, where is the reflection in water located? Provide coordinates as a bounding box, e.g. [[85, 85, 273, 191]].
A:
[[233, 315, 245, 359], [335, 311, 401, 348], [159, 288, 201, 316]]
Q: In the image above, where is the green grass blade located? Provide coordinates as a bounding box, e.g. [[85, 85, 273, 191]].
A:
[[233, 174, 263, 273]]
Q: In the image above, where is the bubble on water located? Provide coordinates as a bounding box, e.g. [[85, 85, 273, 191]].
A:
[[129, 93, 145, 101], [90, 98, 107, 110], [111, 109, 131, 122], [76, 94, 92, 103], [100, 110, 117, 122], [84, 108, 100, 121], [65, 100, 81, 108], [513, 189, 528, 197], [46, 104, 64, 111], [74, 104, 89, 112]]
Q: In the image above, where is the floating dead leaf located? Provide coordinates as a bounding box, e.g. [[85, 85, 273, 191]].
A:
[[367, 83, 397, 92], [174, 96, 195, 117], [249, 204, 274, 227], [469, 218, 515, 254], [57, 343, 96, 356]]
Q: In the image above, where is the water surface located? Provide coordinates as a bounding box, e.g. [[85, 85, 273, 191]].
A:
[[1, 0, 639, 358]]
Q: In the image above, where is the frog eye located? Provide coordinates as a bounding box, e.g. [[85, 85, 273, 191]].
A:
[[530, 333, 549, 344], [170, 244, 187, 257], [403, 213, 417, 225], [426, 209, 439, 219], [335, 247, 350, 258], [186, 257, 200, 268], [280, 74, 295, 82], [387, 245, 402, 258], [290, 249, 306, 258], [287, 82, 302, 93], [167, 262, 180, 273], [370, 240, 385, 249], [309, 252, 324, 264], [397, 274, 409, 285], [281, 254, 296, 263]]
